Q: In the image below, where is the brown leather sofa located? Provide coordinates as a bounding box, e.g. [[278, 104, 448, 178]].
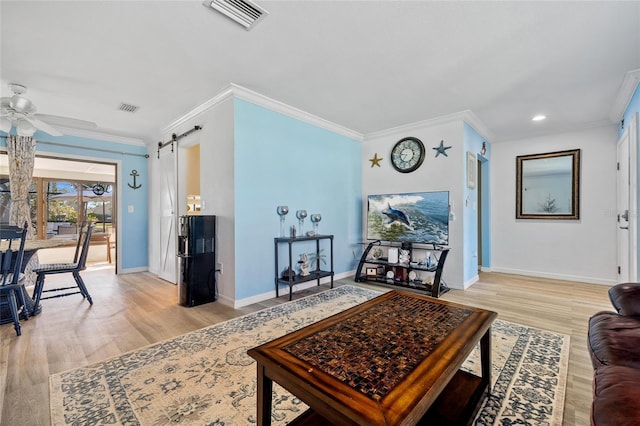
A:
[[588, 282, 640, 425]]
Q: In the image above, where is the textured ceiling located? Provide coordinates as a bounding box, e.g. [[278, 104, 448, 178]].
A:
[[1, 1, 639, 144]]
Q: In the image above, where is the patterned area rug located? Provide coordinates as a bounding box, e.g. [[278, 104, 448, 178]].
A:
[[49, 285, 569, 425]]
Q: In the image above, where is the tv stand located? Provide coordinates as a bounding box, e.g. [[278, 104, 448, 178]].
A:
[[355, 240, 449, 298]]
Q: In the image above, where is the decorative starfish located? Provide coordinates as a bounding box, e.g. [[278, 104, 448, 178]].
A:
[[369, 153, 383, 167], [432, 140, 452, 157]]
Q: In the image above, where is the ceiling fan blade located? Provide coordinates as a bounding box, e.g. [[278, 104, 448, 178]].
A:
[[21, 115, 63, 137], [1, 98, 12, 114], [34, 113, 97, 129]]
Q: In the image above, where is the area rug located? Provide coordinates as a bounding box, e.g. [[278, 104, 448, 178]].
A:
[[49, 285, 569, 425]]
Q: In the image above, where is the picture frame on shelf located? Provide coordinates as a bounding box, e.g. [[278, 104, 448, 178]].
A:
[[365, 267, 377, 277], [388, 247, 399, 263]]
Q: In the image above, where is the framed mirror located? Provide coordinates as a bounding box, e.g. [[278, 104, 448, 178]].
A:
[[516, 149, 580, 220]]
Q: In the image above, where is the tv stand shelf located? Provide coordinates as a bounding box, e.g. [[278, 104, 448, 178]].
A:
[[355, 240, 449, 298]]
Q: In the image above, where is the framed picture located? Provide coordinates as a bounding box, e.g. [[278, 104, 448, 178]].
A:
[[516, 149, 580, 220], [467, 151, 476, 189], [365, 267, 377, 277], [387, 247, 399, 263]]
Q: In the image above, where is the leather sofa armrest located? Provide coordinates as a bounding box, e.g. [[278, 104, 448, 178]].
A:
[[609, 283, 640, 316]]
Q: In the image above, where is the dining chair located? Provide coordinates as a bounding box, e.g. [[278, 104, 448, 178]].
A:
[[1, 223, 28, 336], [32, 222, 95, 309]]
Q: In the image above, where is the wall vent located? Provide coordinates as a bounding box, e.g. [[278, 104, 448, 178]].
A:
[[119, 103, 139, 113], [202, 0, 268, 30]]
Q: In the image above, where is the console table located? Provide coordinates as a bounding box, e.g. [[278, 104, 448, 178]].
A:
[[274, 234, 334, 300]]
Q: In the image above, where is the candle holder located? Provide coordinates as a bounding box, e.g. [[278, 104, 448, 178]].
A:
[[296, 210, 307, 234], [276, 205, 289, 237], [310, 213, 322, 234]]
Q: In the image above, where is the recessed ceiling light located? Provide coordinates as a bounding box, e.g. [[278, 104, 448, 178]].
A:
[[532, 115, 547, 122]]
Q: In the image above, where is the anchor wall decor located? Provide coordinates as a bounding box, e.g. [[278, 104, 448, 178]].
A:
[[128, 169, 142, 189]]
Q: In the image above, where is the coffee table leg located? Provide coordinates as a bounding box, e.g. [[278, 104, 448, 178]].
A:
[[481, 326, 492, 396], [256, 362, 273, 426]]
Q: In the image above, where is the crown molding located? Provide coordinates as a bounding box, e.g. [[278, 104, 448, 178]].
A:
[[160, 86, 235, 136], [461, 110, 495, 142], [364, 109, 495, 142], [610, 68, 640, 123], [230, 84, 364, 141], [161, 83, 364, 142], [160, 84, 499, 144]]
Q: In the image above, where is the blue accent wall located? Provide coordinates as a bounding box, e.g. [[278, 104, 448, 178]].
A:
[[1, 131, 149, 270], [462, 122, 490, 282], [234, 99, 362, 300]]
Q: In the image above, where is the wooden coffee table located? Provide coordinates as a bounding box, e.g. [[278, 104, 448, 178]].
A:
[[247, 290, 497, 425]]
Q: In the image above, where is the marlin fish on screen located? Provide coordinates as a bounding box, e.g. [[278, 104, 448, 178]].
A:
[[382, 203, 413, 230]]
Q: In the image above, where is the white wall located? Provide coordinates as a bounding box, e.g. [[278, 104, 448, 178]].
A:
[[199, 101, 236, 304], [147, 145, 160, 276], [148, 98, 236, 304], [491, 125, 618, 284], [363, 120, 466, 288]]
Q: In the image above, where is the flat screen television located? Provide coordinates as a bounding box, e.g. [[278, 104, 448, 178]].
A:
[[366, 191, 449, 245]]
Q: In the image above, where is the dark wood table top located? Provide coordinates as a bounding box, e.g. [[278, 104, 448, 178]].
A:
[[248, 290, 497, 425]]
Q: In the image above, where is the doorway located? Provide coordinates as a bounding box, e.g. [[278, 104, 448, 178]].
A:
[[477, 155, 490, 272], [0, 154, 117, 269], [617, 113, 638, 282]]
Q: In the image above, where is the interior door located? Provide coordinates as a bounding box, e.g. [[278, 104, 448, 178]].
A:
[[477, 159, 482, 272], [617, 113, 639, 283], [158, 146, 177, 283], [617, 127, 633, 282]]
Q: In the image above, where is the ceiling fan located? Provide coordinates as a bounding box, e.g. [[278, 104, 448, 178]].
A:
[[0, 83, 97, 137]]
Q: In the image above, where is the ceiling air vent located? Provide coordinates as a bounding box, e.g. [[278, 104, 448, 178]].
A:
[[118, 103, 139, 113], [202, 0, 268, 30]]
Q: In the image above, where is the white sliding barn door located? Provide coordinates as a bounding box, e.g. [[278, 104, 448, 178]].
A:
[[158, 146, 177, 284]]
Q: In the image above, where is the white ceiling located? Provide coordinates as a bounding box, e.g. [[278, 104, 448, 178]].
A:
[[1, 1, 639, 144]]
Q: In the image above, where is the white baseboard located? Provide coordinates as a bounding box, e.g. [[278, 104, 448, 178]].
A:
[[464, 274, 479, 289], [490, 266, 616, 286], [216, 294, 235, 307], [119, 266, 148, 274]]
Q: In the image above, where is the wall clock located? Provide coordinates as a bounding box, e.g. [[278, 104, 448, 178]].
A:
[[391, 137, 425, 173]]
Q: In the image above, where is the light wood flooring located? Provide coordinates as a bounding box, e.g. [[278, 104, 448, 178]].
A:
[[0, 268, 611, 425]]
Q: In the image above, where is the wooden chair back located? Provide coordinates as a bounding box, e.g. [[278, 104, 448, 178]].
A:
[[1, 223, 28, 336], [1, 224, 28, 287], [74, 222, 94, 270], [31, 222, 95, 308]]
